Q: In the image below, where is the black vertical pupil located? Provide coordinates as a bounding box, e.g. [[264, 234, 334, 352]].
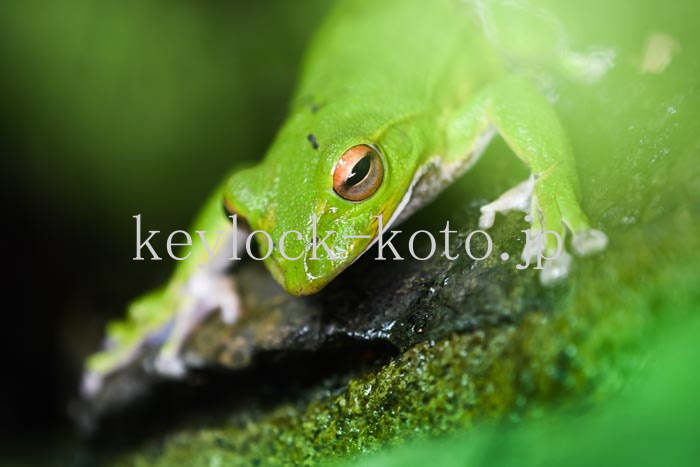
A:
[[345, 154, 372, 186]]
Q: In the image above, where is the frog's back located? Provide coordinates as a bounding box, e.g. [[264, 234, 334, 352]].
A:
[[296, 0, 500, 112]]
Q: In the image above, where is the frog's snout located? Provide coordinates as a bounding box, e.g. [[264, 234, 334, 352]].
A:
[[265, 251, 332, 296], [262, 218, 372, 296]]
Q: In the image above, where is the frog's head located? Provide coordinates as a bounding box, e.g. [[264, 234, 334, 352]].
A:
[[224, 104, 424, 296]]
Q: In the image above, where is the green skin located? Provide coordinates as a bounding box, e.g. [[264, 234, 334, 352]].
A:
[[84, 0, 605, 395]]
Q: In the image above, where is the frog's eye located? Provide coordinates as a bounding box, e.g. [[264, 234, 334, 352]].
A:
[[333, 144, 384, 201]]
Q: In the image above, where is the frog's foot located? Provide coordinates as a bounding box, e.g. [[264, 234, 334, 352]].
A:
[[529, 167, 607, 284], [522, 229, 574, 284], [571, 228, 608, 256], [480, 170, 607, 284], [153, 272, 242, 377]]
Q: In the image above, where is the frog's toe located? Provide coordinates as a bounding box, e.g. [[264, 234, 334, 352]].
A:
[[572, 229, 608, 256], [521, 228, 543, 264], [478, 209, 496, 230], [153, 353, 186, 377], [539, 250, 573, 285], [520, 227, 570, 282], [478, 175, 535, 229], [80, 370, 104, 399]]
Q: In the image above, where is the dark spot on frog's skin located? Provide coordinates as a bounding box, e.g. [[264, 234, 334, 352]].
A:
[[299, 95, 322, 113], [307, 133, 319, 150], [307, 98, 322, 113]]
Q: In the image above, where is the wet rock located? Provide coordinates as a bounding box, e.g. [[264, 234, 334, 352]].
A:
[[81, 201, 551, 425]]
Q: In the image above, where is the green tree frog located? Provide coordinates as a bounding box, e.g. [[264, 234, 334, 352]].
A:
[[83, 0, 607, 397]]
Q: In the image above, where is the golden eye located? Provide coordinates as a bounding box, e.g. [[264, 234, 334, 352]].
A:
[[332, 144, 384, 201]]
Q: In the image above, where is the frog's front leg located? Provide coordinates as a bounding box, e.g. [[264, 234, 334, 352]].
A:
[[447, 76, 607, 283]]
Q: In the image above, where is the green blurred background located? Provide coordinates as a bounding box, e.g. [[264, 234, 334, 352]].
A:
[[0, 0, 333, 453], [1, 0, 698, 464]]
